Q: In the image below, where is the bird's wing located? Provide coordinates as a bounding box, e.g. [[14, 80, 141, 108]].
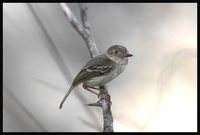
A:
[[72, 55, 114, 85]]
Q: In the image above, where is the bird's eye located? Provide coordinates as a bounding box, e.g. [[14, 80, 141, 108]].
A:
[[114, 51, 119, 54]]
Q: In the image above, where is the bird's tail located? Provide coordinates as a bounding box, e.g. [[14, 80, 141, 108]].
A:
[[59, 85, 75, 109]]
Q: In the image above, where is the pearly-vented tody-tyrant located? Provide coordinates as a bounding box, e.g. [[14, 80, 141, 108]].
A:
[[59, 45, 132, 109]]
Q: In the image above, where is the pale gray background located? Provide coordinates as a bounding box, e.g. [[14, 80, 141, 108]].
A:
[[3, 3, 197, 132]]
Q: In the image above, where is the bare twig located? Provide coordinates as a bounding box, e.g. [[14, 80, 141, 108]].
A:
[[99, 86, 113, 132], [60, 3, 99, 58], [60, 3, 113, 132], [86, 102, 102, 107], [102, 100, 113, 132], [78, 3, 99, 57]]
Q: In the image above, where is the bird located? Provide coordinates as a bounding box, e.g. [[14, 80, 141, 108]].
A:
[[59, 45, 133, 109]]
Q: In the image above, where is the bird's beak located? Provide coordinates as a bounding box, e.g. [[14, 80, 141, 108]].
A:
[[124, 53, 133, 57]]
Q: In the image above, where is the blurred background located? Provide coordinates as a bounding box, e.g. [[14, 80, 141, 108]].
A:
[[3, 3, 197, 132]]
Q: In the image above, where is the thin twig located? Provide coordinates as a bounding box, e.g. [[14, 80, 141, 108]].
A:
[[60, 3, 113, 132], [86, 103, 102, 107], [60, 3, 99, 58], [78, 3, 99, 57]]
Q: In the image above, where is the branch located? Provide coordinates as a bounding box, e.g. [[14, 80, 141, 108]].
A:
[[60, 3, 99, 58], [59, 3, 113, 132]]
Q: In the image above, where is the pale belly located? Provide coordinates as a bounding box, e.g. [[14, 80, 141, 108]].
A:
[[84, 64, 126, 87]]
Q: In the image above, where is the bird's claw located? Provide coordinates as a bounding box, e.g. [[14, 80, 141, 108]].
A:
[[97, 91, 112, 105]]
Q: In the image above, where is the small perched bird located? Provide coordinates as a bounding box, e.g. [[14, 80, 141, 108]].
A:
[[59, 45, 132, 109]]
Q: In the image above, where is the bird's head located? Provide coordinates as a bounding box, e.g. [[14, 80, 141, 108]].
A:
[[106, 45, 133, 64]]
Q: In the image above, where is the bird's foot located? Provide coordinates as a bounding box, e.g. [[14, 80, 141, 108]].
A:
[[97, 91, 112, 104]]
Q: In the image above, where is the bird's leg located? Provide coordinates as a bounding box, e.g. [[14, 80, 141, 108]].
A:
[[83, 84, 112, 104], [87, 86, 99, 91], [83, 84, 99, 95]]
